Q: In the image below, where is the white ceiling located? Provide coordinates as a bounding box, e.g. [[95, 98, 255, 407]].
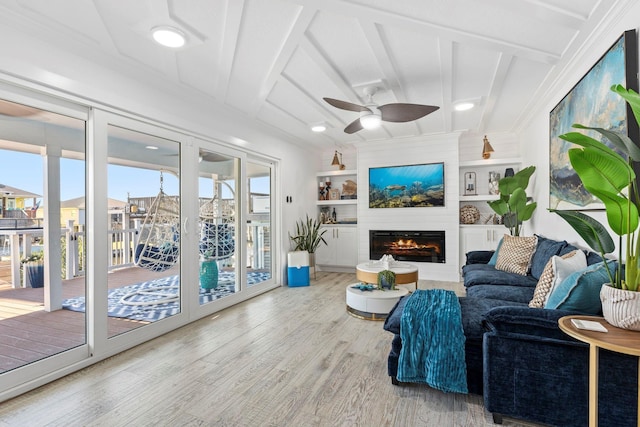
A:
[[0, 0, 631, 150]]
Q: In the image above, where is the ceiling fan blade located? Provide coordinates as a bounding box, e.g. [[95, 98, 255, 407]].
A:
[[323, 97, 370, 113], [344, 118, 364, 134], [378, 103, 440, 122]]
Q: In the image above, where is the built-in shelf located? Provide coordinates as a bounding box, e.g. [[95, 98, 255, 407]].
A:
[[459, 157, 522, 168], [316, 169, 357, 177], [317, 199, 357, 205], [460, 194, 500, 202]]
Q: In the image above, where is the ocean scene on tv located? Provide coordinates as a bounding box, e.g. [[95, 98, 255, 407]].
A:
[[369, 162, 444, 208]]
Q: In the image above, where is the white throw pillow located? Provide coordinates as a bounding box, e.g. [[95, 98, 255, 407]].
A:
[[544, 250, 587, 305]]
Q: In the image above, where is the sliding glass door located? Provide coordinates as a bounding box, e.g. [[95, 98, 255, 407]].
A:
[[0, 97, 87, 379], [246, 160, 273, 287], [197, 148, 239, 305], [106, 125, 181, 338]]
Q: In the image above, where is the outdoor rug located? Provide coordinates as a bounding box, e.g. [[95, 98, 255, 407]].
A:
[[62, 271, 271, 322]]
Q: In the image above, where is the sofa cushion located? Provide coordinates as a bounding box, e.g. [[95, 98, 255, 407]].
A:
[[463, 263, 538, 288], [545, 261, 615, 314], [459, 297, 527, 342], [495, 235, 538, 275], [467, 284, 534, 304], [463, 264, 538, 288], [546, 250, 587, 303], [466, 250, 494, 265], [530, 235, 567, 280], [529, 250, 580, 308], [488, 237, 504, 266]]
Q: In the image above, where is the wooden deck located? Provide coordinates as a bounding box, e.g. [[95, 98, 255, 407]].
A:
[[0, 259, 178, 373]]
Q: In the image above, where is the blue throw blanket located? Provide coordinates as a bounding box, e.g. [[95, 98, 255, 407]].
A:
[[397, 289, 468, 393]]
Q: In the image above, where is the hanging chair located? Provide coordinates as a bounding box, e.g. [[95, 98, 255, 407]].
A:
[[134, 173, 180, 272], [198, 179, 235, 261]]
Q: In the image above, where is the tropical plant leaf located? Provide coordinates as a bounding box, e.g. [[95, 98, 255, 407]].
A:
[[487, 199, 509, 216], [572, 124, 640, 162], [568, 148, 633, 195], [550, 209, 615, 254], [612, 84, 640, 133]]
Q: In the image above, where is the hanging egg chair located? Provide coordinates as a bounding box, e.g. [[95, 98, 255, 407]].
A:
[[134, 172, 180, 272]]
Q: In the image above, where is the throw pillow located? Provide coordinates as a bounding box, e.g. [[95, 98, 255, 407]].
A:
[[529, 235, 567, 280], [545, 250, 587, 305], [495, 235, 538, 276], [528, 250, 578, 308], [488, 237, 504, 266], [545, 261, 616, 314]]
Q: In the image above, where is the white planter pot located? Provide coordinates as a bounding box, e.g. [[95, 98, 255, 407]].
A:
[[600, 284, 640, 331]]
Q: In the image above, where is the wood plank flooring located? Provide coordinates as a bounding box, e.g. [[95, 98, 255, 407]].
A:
[[0, 272, 543, 426]]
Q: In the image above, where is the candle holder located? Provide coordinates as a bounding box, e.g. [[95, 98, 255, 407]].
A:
[[324, 177, 331, 194]]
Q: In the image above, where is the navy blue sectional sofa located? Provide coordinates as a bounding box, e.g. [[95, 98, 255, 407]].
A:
[[384, 235, 638, 427]]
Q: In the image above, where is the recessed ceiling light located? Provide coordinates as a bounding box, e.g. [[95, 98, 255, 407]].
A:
[[454, 102, 475, 111], [311, 124, 326, 132], [145, 145, 159, 150], [151, 26, 186, 48]]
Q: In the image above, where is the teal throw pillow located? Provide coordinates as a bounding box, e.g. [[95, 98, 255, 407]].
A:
[[544, 261, 615, 314], [488, 237, 504, 266]]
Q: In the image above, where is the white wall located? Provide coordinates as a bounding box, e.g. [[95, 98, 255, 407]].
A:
[[356, 134, 460, 281], [521, 5, 640, 252]]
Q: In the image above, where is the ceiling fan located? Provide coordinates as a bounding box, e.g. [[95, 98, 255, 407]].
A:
[[323, 86, 439, 134]]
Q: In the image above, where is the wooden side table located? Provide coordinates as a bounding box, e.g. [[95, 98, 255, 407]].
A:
[[558, 315, 640, 427]]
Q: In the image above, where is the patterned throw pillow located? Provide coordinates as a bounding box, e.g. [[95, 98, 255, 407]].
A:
[[529, 250, 578, 308], [495, 235, 538, 276]]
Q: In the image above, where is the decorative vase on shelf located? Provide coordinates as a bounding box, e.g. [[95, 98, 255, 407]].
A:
[[600, 284, 640, 331]]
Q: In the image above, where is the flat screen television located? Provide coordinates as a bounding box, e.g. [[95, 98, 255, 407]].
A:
[[368, 162, 444, 208]]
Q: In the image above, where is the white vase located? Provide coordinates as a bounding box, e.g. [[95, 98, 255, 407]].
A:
[[600, 284, 640, 331]]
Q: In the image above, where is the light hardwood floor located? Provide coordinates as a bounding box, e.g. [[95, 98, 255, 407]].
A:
[[0, 272, 543, 426]]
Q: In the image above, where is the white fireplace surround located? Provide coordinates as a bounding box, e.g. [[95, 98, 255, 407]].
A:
[[356, 134, 461, 282]]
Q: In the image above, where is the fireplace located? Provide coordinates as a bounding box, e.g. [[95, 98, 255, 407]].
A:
[[369, 230, 445, 263]]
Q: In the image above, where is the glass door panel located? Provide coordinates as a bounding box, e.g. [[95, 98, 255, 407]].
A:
[[246, 161, 272, 286], [0, 99, 86, 372], [106, 125, 180, 338], [198, 148, 238, 305]]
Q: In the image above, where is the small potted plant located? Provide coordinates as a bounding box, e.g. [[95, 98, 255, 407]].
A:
[[551, 84, 640, 330], [289, 215, 327, 275], [21, 251, 44, 288]]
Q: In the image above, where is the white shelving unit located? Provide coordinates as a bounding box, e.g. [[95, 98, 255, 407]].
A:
[[315, 169, 358, 271]]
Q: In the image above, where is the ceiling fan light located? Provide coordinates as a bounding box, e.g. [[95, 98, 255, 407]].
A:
[[151, 26, 186, 48], [360, 113, 381, 130]]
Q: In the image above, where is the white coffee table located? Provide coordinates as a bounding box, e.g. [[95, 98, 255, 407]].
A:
[[356, 261, 419, 292], [346, 285, 409, 320]]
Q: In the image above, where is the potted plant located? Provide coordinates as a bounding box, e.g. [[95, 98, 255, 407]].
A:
[[487, 166, 537, 236], [21, 251, 44, 288], [289, 215, 327, 275], [551, 84, 640, 330], [377, 269, 397, 290]]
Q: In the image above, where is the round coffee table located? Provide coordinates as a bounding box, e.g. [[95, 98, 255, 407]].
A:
[[356, 261, 419, 292], [346, 285, 409, 320]]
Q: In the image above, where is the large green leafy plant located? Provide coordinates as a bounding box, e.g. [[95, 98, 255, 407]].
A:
[[487, 166, 537, 236], [551, 84, 640, 291], [289, 215, 327, 253]]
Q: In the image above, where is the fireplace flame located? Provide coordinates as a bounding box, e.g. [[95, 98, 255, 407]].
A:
[[390, 239, 441, 254]]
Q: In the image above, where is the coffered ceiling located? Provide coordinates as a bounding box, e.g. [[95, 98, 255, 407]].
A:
[[0, 0, 632, 150]]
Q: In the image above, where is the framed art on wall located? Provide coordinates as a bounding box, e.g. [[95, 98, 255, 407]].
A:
[[549, 29, 639, 210], [368, 162, 444, 208]]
